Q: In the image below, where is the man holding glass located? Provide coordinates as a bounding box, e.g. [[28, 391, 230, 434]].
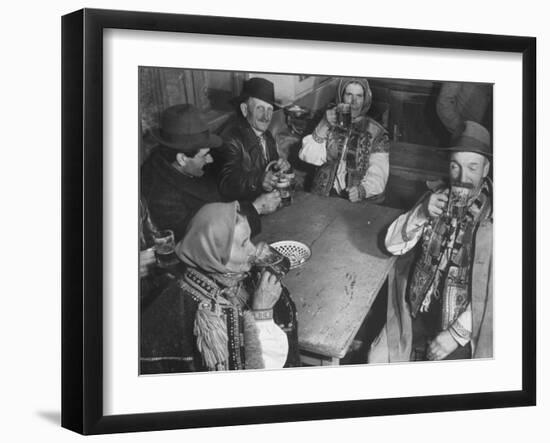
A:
[[214, 77, 292, 204], [369, 121, 493, 362], [141, 103, 280, 244]]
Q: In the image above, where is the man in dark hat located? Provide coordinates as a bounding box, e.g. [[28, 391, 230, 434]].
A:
[[141, 104, 278, 243], [214, 77, 292, 202], [369, 121, 493, 362]]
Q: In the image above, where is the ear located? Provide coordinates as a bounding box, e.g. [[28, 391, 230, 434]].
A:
[[175, 152, 187, 167], [482, 157, 491, 178], [239, 102, 248, 118]]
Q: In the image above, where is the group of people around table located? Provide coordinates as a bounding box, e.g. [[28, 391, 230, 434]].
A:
[[140, 74, 493, 374]]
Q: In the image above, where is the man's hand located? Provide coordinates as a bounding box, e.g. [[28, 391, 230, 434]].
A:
[[273, 158, 291, 173], [252, 191, 281, 215], [139, 248, 156, 278], [427, 330, 459, 360], [262, 170, 279, 192], [422, 189, 449, 218], [252, 270, 282, 310], [348, 186, 362, 203]]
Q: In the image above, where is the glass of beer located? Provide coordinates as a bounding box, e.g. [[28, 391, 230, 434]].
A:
[[153, 229, 179, 268], [252, 242, 291, 282], [447, 183, 474, 219], [336, 103, 351, 130], [276, 170, 293, 207]]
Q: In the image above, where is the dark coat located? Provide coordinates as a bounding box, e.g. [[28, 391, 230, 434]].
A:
[[141, 148, 260, 242], [215, 118, 279, 201]]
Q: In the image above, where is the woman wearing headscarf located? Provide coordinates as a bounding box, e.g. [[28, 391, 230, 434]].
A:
[[299, 78, 390, 202], [140, 201, 300, 373]]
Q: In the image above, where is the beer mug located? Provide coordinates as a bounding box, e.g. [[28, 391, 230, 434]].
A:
[[275, 169, 294, 207], [266, 161, 294, 207], [251, 242, 291, 282], [447, 182, 474, 219], [153, 229, 179, 268], [336, 103, 352, 130]]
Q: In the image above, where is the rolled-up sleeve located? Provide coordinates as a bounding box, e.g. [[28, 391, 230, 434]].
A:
[[385, 203, 428, 255], [299, 134, 327, 166], [255, 319, 289, 369]]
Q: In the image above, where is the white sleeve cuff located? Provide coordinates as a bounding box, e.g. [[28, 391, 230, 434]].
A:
[[361, 152, 389, 197], [255, 320, 289, 369], [299, 134, 327, 166], [449, 304, 472, 347]]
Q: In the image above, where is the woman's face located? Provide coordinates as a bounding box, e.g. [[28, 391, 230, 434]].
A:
[[225, 214, 258, 273], [342, 83, 365, 118]]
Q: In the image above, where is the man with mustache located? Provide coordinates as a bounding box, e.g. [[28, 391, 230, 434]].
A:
[[141, 104, 281, 244], [214, 77, 291, 205], [369, 121, 493, 362]]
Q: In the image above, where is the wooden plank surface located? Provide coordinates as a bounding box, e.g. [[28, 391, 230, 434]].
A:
[[256, 192, 402, 359], [389, 141, 448, 180]]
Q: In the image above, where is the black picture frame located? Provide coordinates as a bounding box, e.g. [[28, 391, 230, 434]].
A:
[[61, 8, 536, 435]]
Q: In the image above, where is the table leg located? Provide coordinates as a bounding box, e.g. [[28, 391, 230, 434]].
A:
[[299, 350, 340, 366]]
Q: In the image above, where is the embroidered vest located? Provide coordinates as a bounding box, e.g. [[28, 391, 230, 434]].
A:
[[311, 116, 389, 197], [179, 268, 249, 371], [408, 181, 492, 331]]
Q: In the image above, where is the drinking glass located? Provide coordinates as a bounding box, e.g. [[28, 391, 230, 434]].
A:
[[336, 103, 351, 130], [153, 229, 179, 268]]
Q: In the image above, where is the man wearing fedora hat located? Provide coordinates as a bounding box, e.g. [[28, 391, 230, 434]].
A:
[[141, 104, 277, 243], [368, 121, 493, 362], [214, 77, 291, 202]]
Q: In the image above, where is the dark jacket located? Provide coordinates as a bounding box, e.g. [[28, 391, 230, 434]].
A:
[[141, 148, 260, 242], [215, 118, 279, 201]]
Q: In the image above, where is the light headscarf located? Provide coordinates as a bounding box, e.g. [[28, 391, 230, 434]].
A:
[[337, 77, 373, 116], [175, 201, 239, 274]]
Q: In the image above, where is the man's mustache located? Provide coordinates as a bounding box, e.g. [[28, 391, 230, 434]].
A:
[[450, 181, 474, 189]]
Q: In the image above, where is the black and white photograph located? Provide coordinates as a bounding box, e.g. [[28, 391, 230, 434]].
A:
[[56, 4, 538, 437], [138, 68, 494, 374], [0, 0, 542, 440]]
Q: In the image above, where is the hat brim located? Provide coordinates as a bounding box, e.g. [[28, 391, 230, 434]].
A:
[[150, 128, 222, 152], [445, 146, 493, 157], [445, 135, 492, 157], [230, 94, 281, 110]]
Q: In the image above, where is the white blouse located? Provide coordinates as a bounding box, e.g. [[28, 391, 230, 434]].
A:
[[299, 133, 389, 197]]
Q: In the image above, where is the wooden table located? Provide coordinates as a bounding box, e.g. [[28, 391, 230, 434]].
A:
[[256, 192, 403, 365]]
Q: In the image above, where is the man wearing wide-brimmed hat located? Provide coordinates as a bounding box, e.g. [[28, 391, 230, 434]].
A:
[[141, 104, 276, 242], [215, 77, 291, 203], [369, 121, 493, 363]]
